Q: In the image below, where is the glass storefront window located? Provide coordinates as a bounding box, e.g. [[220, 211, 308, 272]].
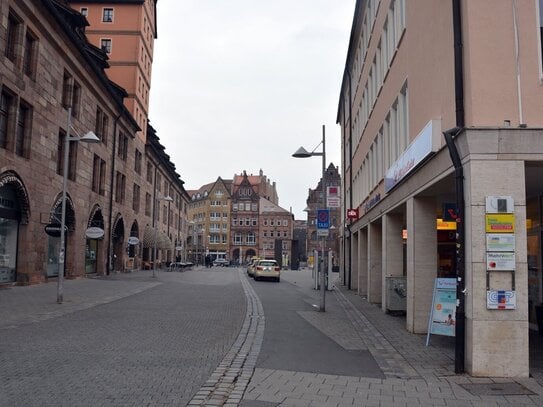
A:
[[47, 235, 61, 277], [85, 239, 97, 274], [0, 218, 18, 283], [527, 197, 542, 328]]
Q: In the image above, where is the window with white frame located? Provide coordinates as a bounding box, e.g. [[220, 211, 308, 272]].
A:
[[234, 233, 242, 245], [100, 38, 112, 54], [102, 8, 114, 22], [247, 233, 256, 245]]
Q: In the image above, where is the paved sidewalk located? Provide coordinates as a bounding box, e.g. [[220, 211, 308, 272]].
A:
[[241, 269, 543, 407], [4, 268, 543, 406], [0, 272, 160, 329]]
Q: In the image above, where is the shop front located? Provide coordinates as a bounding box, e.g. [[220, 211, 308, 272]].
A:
[[0, 186, 20, 283]]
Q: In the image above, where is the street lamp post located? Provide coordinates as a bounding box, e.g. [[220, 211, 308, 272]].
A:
[[153, 193, 173, 278], [292, 124, 327, 312], [57, 107, 100, 304]]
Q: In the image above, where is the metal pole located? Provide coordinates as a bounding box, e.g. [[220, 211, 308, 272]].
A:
[[57, 107, 71, 304], [320, 124, 326, 312], [153, 195, 157, 278]]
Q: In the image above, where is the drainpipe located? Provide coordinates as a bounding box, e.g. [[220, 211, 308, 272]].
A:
[[442, 0, 466, 375], [342, 91, 348, 287], [347, 70, 353, 290], [106, 114, 121, 275]]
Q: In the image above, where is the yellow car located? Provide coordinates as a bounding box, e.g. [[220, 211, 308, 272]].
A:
[[247, 257, 260, 278], [253, 259, 280, 282]]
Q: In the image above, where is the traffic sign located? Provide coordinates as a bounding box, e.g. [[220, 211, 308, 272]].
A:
[[317, 209, 330, 229]]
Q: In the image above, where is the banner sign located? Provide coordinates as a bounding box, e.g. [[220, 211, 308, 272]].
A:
[[385, 119, 441, 192], [426, 278, 456, 346]]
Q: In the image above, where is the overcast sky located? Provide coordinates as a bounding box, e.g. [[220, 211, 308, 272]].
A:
[[148, 0, 355, 220]]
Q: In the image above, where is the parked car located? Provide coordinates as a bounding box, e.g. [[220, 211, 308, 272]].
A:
[[253, 259, 281, 282], [246, 257, 260, 277], [213, 258, 230, 267]]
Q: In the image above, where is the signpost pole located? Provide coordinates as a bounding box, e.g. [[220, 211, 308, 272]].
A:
[[322, 125, 326, 311]]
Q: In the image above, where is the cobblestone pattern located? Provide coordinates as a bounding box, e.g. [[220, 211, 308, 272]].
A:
[[188, 269, 265, 406], [335, 286, 459, 380], [241, 271, 543, 406], [0, 269, 246, 407], [333, 288, 420, 379], [0, 277, 159, 329]]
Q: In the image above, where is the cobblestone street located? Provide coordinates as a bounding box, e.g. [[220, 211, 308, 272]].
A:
[[0, 268, 245, 407]]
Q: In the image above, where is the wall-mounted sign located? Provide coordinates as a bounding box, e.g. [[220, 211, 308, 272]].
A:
[[487, 290, 516, 310], [45, 223, 67, 238], [385, 119, 441, 192], [486, 234, 515, 252], [347, 208, 359, 220], [363, 193, 381, 213], [486, 252, 515, 271], [437, 218, 457, 230], [442, 203, 458, 221], [127, 236, 140, 245], [485, 214, 515, 233], [485, 196, 514, 213], [85, 227, 105, 239]]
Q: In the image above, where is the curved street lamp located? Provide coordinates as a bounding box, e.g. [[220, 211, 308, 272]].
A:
[[57, 107, 100, 304], [153, 194, 173, 278], [292, 125, 327, 312]]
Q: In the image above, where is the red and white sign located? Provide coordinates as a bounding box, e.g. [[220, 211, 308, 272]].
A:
[[327, 186, 341, 208], [347, 208, 359, 220]]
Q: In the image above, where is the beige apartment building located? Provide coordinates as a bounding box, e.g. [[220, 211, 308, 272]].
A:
[[338, 0, 543, 377], [187, 178, 231, 265]]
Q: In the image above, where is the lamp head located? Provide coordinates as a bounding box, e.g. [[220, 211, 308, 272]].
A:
[[163, 195, 174, 202], [79, 131, 101, 143], [292, 146, 312, 158]]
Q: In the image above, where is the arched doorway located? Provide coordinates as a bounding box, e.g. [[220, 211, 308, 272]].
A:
[[47, 194, 75, 278], [111, 216, 125, 272], [245, 249, 256, 264], [86, 206, 104, 274], [0, 172, 30, 283], [232, 248, 241, 266]]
